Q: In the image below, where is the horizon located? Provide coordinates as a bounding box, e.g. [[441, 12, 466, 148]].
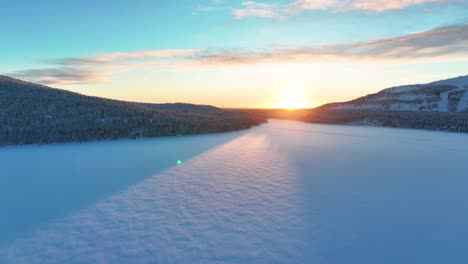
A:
[[2, 2, 468, 262], [1, 1, 468, 108]]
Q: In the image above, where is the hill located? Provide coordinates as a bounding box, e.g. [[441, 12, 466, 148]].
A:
[[142, 103, 221, 112], [241, 75, 468, 133], [0, 75, 266, 146], [325, 75, 468, 112]]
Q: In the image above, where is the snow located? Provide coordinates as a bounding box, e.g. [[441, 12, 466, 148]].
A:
[[429, 75, 468, 112], [332, 103, 382, 110], [434, 75, 468, 112], [438, 89, 452, 112], [333, 75, 468, 112], [1, 119, 468, 263], [430, 75, 468, 87], [386, 103, 420, 111], [438, 84, 466, 112], [382, 84, 421, 93], [333, 102, 424, 111], [395, 93, 423, 100], [457, 90, 468, 112]]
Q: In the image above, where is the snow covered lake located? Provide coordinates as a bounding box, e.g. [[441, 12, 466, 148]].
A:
[[1, 119, 468, 263]]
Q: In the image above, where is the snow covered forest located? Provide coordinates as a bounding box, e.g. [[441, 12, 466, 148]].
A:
[[0, 76, 266, 146], [2, 74, 468, 147]]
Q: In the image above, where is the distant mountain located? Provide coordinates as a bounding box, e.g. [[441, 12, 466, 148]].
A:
[[0, 75, 265, 146], [143, 103, 221, 112], [245, 75, 468, 133], [325, 75, 468, 113]]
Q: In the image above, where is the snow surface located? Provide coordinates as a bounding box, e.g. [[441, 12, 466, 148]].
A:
[[2, 120, 468, 263], [439, 86, 466, 112], [438, 89, 452, 112], [434, 75, 468, 112], [333, 102, 425, 111], [457, 90, 468, 112]]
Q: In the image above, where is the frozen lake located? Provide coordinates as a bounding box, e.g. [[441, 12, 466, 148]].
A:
[[1, 119, 468, 263]]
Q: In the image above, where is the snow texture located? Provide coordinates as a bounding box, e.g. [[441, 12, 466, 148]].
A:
[[439, 89, 452, 112], [457, 90, 468, 112], [1, 119, 468, 263]]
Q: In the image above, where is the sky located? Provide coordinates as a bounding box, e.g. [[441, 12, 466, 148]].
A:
[[1, 0, 467, 108]]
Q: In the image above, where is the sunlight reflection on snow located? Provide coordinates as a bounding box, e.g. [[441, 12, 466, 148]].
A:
[[2, 120, 468, 263]]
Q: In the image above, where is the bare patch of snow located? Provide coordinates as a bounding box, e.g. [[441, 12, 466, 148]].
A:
[[457, 89, 468, 112]]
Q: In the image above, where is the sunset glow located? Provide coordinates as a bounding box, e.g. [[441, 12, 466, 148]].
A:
[[1, 1, 468, 263], [1, 1, 466, 108], [275, 90, 312, 109]]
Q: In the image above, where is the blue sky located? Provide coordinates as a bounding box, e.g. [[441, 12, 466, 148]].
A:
[[1, 0, 467, 107]]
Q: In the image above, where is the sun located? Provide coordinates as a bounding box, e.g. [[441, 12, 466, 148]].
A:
[[275, 90, 311, 109]]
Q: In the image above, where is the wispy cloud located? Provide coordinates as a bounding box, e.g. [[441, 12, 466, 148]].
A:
[[12, 68, 106, 86], [9, 24, 468, 86], [349, 0, 451, 12], [232, 0, 462, 19], [52, 49, 199, 65], [192, 24, 468, 64], [193, 0, 226, 15], [285, 0, 340, 14], [232, 1, 285, 20], [12, 49, 200, 86]]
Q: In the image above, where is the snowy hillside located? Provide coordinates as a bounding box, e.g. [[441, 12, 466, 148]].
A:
[[0, 75, 266, 146], [328, 75, 468, 112]]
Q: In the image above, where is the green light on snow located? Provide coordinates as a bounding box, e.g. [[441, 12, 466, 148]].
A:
[[177, 160, 182, 165]]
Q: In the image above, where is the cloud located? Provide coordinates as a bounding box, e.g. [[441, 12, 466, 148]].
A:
[[350, 0, 449, 11], [232, 1, 285, 20], [286, 0, 447, 13], [51, 49, 199, 66], [95, 49, 199, 61], [196, 24, 468, 63], [11, 49, 200, 86], [285, 0, 340, 14], [232, 0, 462, 19], [193, 0, 225, 14], [12, 68, 106, 86], [8, 24, 468, 86]]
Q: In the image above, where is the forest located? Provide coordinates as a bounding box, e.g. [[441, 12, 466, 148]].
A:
[[0, 76, 266, 146], [2, 74, 468, 146]]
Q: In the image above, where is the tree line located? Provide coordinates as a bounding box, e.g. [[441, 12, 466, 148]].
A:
[[0, 76, 266, 146]]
